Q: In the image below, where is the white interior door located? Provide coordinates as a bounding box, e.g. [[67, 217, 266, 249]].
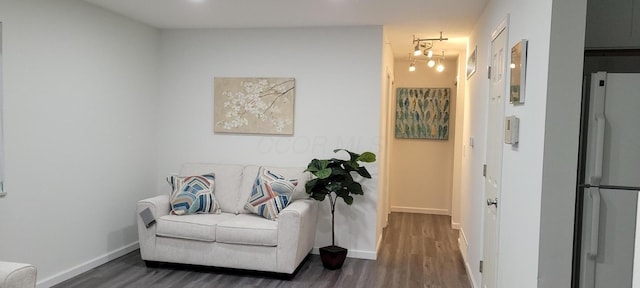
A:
[[482, 19, 508, 288]]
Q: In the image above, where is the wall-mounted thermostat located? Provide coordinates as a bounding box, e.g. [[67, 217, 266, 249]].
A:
[[504, 116, 519, 144]]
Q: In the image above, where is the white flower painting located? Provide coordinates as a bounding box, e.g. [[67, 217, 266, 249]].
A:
[[214, 77, 295, 135]]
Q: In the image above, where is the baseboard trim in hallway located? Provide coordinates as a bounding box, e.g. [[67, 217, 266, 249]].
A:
[[391, 206, 450, 215], [458, 229, 478, 288]]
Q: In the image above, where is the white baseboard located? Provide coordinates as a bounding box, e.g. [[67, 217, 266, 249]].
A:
[[452, 222, 461, 230], [458, 229, 478, 288], [376, 234, 383, 255], [311, 247, 377, 260], [460, 228, 469, 248], [391, 206, 450, 215], [37, 242, 139, 288]]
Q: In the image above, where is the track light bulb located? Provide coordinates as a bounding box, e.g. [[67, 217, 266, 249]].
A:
[[414, 43, 421, 56], [409, 63, 416, 72], [427, 50, 433, 58], [436, 63, 445, 72], [428, 59, 435, 68]]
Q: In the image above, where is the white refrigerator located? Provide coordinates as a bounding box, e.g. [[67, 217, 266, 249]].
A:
[[579, 72, 640, 288]]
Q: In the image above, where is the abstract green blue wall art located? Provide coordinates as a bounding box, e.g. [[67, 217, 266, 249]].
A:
[[395, 87, 450, 140]]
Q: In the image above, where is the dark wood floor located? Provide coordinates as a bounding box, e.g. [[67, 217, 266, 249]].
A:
[[53, 213, 471, 288]]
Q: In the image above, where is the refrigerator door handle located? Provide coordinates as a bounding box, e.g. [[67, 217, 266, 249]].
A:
[[590, 114, 606, 186], [588, 188, 601, 257]]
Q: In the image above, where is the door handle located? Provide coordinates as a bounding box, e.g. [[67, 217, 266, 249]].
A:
[[587, 188, 601, 257], [487, 198, 498, 207], [590, 114, 605, 186]]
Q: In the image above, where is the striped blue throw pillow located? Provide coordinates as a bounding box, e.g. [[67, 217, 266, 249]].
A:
[[245, 167, 298, 220], [167, 173, 220, 215]]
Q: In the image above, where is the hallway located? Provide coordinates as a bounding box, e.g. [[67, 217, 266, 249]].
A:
[[376, 213, 471, 287]]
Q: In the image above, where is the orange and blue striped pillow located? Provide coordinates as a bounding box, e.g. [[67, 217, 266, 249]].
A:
[[245, 167, 298, 220]]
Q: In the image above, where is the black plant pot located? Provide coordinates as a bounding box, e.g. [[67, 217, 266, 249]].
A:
[[319, 245, 348, 269]]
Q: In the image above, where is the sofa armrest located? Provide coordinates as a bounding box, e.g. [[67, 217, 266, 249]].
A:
[[276, 198, 319, 273], [0, 262, 36, 288], [136, 195, 170, 261]]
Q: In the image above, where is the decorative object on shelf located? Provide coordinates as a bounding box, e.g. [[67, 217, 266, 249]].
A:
[[395, 87, 450, 140], [305, 149, 376, 270], [214, 77, 295, 135], [510, 39, 528, 104], [467, 45, 477, 79], [408, 32, 449, 73]]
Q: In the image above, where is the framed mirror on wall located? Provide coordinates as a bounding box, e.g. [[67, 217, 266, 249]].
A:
[[510, 39, 528, 104]]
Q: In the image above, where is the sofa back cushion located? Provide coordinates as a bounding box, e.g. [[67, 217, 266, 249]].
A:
[[180, 163, 244, 214], [238, 165, 310, 214]]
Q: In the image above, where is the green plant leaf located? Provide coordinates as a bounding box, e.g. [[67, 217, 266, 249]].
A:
[[342, 195, 354, 205], [331, 167, 348, 176], [346, 160, 360, 170], [357, 152, 376, 163], [341, 174, 354, 185], [356, 167, 372, 178], [305, 178, 319, 193], [315, 168, 332, 179], [326, 181, 342, 193], [305, 159, 329, 173], [347, 182, 364, 195], [335, 189, 349, 199], [304, 159, 318, 171], [333, 149, 360, 161], [311, 193, 326, 201]]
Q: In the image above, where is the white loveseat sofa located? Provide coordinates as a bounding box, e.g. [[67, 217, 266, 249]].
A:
[[136, 163, 319, 275]]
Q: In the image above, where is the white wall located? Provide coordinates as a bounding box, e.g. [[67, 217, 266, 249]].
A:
[[461, 0, 586, 287], [451, 49, 467, 229], [0, 0, 159, 286], [155, 26, 383, 259], [389, 58, 458, 215], [461, 0, 551, 286], [538, 0, 586, 286], [377, 28, 395, 251]]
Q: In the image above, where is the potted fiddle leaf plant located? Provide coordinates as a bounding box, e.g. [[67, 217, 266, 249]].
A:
[[304, 149, 376, 269]]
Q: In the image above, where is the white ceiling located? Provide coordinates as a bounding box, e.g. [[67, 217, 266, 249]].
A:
[[83, 0, 488, 60]]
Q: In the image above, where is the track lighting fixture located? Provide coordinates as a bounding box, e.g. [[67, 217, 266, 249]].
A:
[[436, 51, 445, 72], [414, 43, 422, 56], [426, 50, 433, 58], [409, 32, 448, 73], [436, 60, 445, 72]]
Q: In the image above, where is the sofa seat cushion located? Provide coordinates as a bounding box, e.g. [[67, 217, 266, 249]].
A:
[[156, 213, 236, 242], [216, 214, 278, 246]]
